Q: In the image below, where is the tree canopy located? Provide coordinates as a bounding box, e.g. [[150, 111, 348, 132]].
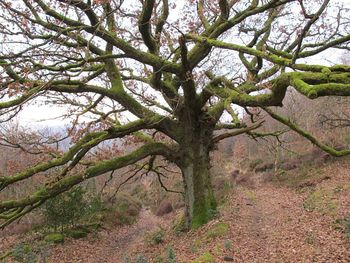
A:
[[0, 0, 350, 229]]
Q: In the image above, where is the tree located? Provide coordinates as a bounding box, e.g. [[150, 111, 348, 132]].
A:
[[0, 0, 350, 230]]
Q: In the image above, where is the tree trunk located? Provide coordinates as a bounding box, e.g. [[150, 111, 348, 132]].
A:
[[180, 139, 217, 229]]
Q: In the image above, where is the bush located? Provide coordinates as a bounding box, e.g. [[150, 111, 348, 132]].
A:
[[42, 186, 104, 232], [135, 254, 149, 263], [156, 201, 173, 216], [249, 159, 263, 170], [43, 186, 87, 231], [11, 243, 49, 263], [123, 254, 149, 263], [11, 244, 37, 263], [224, 240, 233, 250], [333, 216, 350, 237], [172, 214, 186, 235], [104, 192, 142, 226], [145, 227, 165, 245], [166, 246, 177, 263]]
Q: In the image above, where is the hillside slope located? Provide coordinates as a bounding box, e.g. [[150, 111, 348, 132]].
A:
[[1, 157, 350, 262]]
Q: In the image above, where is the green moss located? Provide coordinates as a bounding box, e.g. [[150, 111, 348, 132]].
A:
[[291, 78, 318, 99], [44, 233, 64, 244], [303, 188, 338, 215], [191, 171, 217, 230], [243, 190, 256, 202], [206, 222, 229, 239], [333, 216, 350, 237], [321, 67, 331, 75], [191, 252, 214, 263], [172, 214, 186, 234], [66, 229, 88, 239], [191, 207, 217, 230], [191, 222, 230, 250], [307, 89, 318, 99]]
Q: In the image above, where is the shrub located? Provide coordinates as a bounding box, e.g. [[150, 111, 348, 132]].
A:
[[145, 227, 165, 245], [43, 186, 87, 231], [333, 216, 350, 237], [135, 254, 149, 263], [11, 243, 49, 263], [166, 246, 177, 263], [42, 186, 105, 233], [305, 231, 317, 245], [155, 255, 164, 263], [11, 244, 37, 263], [249, 159, 263, 170], [224, 240, 233, 250], [172, 214, 186, 234], [123, 254, 150, 263], [156, 201, 173, 216], [123, 255, 131, 263], [104, 192, 142, 226]]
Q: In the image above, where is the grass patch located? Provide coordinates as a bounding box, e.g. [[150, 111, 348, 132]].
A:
[[243, 190, 256, 202], [333, 216, 350, 237], [66, 228, 88, 239], [305, 231, 317, 245], [303, 187, 338, 215], [3, 242, 50, 263], [206, 222, 229, 239], [191, 252, 214, 263], [192, 222, 230, 251], [44, 233, 64, 244], [172, 213, 186, 235], [144, 227, 165, 245], [276, 164, 314, 187]]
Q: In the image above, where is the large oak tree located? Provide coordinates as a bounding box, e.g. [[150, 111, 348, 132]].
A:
[[0, 0, 350, 229]]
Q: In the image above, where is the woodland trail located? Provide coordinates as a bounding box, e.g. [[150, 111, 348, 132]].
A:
[[48, 173, 350, 262], [221, 178, 350, 263], [48, 208, 165, 263], [3, 165, 350, 262]]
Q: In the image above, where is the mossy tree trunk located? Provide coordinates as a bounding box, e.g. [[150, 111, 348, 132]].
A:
[[178, 112, 217, 229], [180, 145, 217, 229]]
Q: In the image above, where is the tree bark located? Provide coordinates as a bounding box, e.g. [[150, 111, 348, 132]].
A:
[[179, 128, 217, 229]]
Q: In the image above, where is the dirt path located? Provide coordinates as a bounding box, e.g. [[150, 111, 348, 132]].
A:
[[48, 208, 165, 263], [3, 164, 350, 262], [224, 180, 350, 263], [115, 167, 350, 262]]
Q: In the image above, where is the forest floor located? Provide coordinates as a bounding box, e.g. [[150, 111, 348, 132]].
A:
[[1, 158, 350, 262]]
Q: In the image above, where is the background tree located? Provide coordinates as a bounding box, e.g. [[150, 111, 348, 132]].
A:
[[0, 0, 350, 230]]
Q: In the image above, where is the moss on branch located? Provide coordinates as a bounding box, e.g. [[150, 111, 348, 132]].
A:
[[0, 118, 164, 190], [0, 142, 174, 228], [207, 70, 350, 108], [264, 108, 350, 157]]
